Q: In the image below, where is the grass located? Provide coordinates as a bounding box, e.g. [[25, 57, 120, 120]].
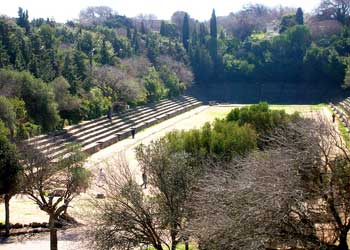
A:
[[338, 120, 350, 149]]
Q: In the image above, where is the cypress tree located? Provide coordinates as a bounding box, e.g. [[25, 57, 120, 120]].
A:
[[132, 28, 140, 53], [160, 21, 166, 36], [209, 9, 218, 69], [182, 13, 190, 52], [141, 21, 147, 34], [296, 7, 304, 25]]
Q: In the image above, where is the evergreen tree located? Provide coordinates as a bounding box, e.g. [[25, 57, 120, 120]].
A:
[[127, 27, 132, 40], [132, 28, 140, 53], [160, 21, 166, 36], [199, 23, 208, 45], [0, 121, 21, 237], [141, 21, 147, 34], [72, 50, 87, 93], [16, 7, 30, 33], [209, 9, 218, 70], [99, 39, 112, 65], [62, 53, 76, 90], [296, 7, 304, 25], [182, 13, 190, 52]]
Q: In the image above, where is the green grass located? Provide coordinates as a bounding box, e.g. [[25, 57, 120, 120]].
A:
[[338, 121, 350, 149]]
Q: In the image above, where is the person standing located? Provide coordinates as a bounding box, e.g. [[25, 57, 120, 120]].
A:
[[131, 128, 136, 139], [107, 106, 113, 122], [141, 171, 147, 189], [332, 113, 336, 123]]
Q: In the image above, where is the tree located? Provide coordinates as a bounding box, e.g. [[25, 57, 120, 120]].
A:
[[136, 141, 198, 250], [20, 72, 61, 132], [0, 121, 21, 237], [51, 76, 82, 124], [296, 7, 304, 25], [182, 13, 190, 52], [88, 142, 197, 250], [209, 9, 218, 65], [99, 39, 114, 65], [20, 143, 91, 250], [143, 67, 165, 102], [317, 0, 350, 25], [140, 21, 147, 34], [16, 7, 30, 33], [189, 115, 350, 250], [87, 157, 166, 250], [0, 96, 16, 138]]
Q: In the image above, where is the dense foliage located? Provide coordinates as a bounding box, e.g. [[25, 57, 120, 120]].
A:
[[0, 2, 350, 135]]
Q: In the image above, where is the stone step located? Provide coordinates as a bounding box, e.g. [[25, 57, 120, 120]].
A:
[[38, 98, 197, 154], [27, 98, 176, 146], [48, 100, 202, 160], [30, 96, 195, 148], [43, 98, 201, 159]]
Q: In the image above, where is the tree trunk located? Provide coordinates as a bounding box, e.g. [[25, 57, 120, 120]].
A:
[[338, 229, 349, 250], [185, 241, 189, 250], [171, 240, 178, 250], [4, 194, 10, 237], [152, 243, 163, 250], [49, 215, 58, 250]]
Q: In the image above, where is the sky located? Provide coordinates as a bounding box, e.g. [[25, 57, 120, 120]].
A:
[[0, 0, 322, 22]]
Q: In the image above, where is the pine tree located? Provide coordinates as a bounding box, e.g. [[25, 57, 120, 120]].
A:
[[182, 13, 190, 52], [296, 7, 304, 25]]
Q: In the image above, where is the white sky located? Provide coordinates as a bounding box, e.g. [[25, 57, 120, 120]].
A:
[[0, 0, 321, 22]]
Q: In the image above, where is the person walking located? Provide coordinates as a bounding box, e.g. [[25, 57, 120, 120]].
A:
[[332, 113, 336, 123]]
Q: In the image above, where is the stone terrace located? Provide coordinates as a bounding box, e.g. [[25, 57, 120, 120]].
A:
[[330, 97, 350, 130], [26, 96, 202, 161]]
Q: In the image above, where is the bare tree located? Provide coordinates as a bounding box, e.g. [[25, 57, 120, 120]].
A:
[[317, 0, 350, 24], [92, 65, 146, 106], [19, 143, 91, 250], [88, 140, 198, 250], [158, 56, 194, 88], [87, 157, 166, 250], [189, 116, 350, 250], [79, 6, 115, 27]]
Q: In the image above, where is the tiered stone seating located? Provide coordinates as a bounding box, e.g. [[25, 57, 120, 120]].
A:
[[26, 96, 202, 161], [330, 101, 350, 131]]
